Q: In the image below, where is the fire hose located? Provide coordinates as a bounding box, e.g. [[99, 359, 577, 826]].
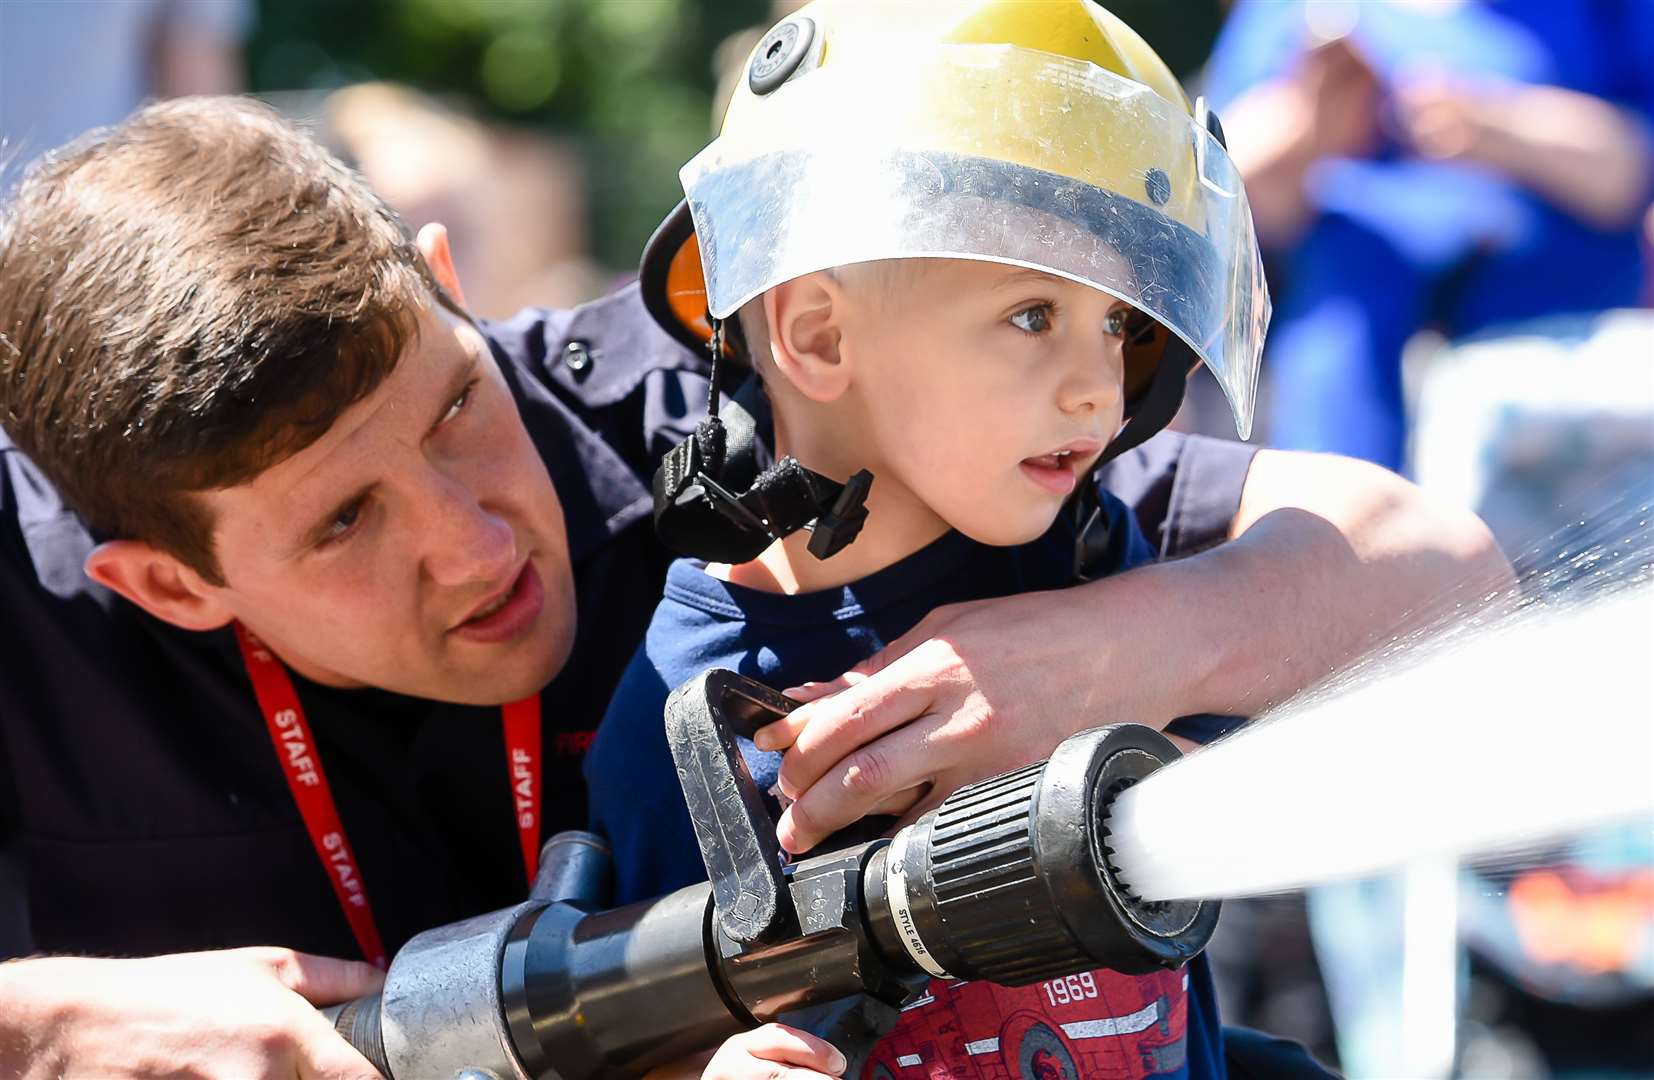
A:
[[322, 669, 1219, 1078]]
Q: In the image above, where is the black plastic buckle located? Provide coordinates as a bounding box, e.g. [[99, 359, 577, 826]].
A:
[[807, 470, 873, 560], [690, 470, 771, 534]]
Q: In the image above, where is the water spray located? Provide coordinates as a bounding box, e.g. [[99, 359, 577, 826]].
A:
[[1108, 581, 1654, 904]]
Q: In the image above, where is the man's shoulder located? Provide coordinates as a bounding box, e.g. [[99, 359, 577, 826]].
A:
[[1097, 431, 1258, 560], [481, 281, 711, 415], [0, 428, 101, 601], [481, 283, 714, 561]]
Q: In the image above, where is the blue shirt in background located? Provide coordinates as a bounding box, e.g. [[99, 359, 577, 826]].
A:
[[1202, 0, 1654, 469]]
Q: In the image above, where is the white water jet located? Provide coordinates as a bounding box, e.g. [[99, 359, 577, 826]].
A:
[[1109, 582, 1654, 902]]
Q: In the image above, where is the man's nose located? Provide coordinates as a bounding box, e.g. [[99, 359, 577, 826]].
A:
[[420, 473, 518, 588]]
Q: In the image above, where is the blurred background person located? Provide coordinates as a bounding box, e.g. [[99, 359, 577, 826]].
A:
[[322, 82, 606, 315], [247, 0, 770, 289], [1205, 0, 1654, 473], [0, 0, 251, 188], [1206, 11, 1654, 1075]]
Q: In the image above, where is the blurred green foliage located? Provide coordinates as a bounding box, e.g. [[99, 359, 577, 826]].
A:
[[249, 0, 770, 271], [248, 0, 1222, 273]]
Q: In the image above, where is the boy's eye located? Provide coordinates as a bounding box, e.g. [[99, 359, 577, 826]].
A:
[[1104, 308, 1129, 337], [1009, 303, 1054, 334], [441, 381, 477, 425]]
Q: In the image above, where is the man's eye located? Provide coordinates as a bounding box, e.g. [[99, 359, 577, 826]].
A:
[[1104, 309, 1129, 337], [322, 501, 363, 544], [1009, 303, 1054, 334]]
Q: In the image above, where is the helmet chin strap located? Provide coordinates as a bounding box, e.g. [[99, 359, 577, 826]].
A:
[[1066, 333, 1199, 580], [652, 316, 873, 565]]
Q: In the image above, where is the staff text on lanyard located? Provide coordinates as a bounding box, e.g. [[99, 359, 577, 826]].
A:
[[234, 624, 541, 969]]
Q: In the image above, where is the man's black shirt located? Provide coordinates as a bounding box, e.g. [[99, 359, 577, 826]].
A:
[[0, 282, 1255, 962]]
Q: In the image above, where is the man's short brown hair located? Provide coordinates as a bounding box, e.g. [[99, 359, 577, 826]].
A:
[[0, 96, 460, 582]]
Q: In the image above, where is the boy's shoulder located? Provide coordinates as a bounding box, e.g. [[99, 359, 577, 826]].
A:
[[628, 486, 1156, 691]]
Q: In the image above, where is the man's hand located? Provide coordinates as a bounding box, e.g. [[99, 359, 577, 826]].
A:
[[0, 947, 385, 1079], [643, 1024, 846, 1080]]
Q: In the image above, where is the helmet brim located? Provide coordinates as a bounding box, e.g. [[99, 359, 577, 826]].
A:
[[639, 199, 713, 356]]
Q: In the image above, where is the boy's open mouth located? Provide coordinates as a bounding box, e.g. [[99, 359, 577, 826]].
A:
[[1020, 439, 1102, 495], [1023, 449, 1076, 470]]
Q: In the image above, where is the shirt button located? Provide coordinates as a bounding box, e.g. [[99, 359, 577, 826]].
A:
[[563, 340, 594, 378]]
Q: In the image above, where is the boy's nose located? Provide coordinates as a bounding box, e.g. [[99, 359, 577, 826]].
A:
[[1058, 343, 1125, 417], [421, 475, 518, 589]]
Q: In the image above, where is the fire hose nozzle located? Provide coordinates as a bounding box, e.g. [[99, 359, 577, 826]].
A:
[[326, 673, 1219, 1078], [864, 722, 1218, 986]]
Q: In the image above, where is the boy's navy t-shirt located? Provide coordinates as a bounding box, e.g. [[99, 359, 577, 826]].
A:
[[587, 493, 1229, 1080]]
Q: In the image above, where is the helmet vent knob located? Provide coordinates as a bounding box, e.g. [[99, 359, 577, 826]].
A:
[[1144, 168, 1171, 206], [749, 17, 815, 95]]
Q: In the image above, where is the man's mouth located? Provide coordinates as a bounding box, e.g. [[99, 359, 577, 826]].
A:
[[450, 560, 545, 644], [470, 589, 514, 622]]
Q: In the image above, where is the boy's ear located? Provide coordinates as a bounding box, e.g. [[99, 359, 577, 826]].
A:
[[763, 273, 850, 403], [416, 222, 471, 310], [84, 541, 236, 632]]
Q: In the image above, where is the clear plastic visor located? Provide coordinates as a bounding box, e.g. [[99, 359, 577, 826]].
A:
[[682, 45, 1270, 438]]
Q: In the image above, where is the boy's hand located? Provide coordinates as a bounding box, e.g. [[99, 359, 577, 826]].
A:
[[643, 1024, 847, 1080], [753, 588, 1147, 854]]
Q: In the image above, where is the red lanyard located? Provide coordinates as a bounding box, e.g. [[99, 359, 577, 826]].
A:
[[233, 624, 541, 969]]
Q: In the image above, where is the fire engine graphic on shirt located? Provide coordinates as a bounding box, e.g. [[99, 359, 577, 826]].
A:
[[862, 966, 1188, 1080]]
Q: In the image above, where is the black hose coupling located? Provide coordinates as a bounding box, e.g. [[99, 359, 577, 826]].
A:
[[865, 724, 1219, 985]]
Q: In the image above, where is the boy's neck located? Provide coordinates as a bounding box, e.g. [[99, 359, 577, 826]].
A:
[[719, 450, 950, 596]]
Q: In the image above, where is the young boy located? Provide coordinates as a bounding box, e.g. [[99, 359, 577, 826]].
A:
[[589, 1, 1282, 1077]]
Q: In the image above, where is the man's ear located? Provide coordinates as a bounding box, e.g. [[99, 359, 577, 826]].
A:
[[417, 222, 471, 310], [84, 541, 235, 632], [763, 273, 850, 403]]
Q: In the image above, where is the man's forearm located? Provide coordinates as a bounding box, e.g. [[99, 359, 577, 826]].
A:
[[763, 450, 1515, 849], [1123, 450, 1515, 719], [0, 958, 67, 1078]]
